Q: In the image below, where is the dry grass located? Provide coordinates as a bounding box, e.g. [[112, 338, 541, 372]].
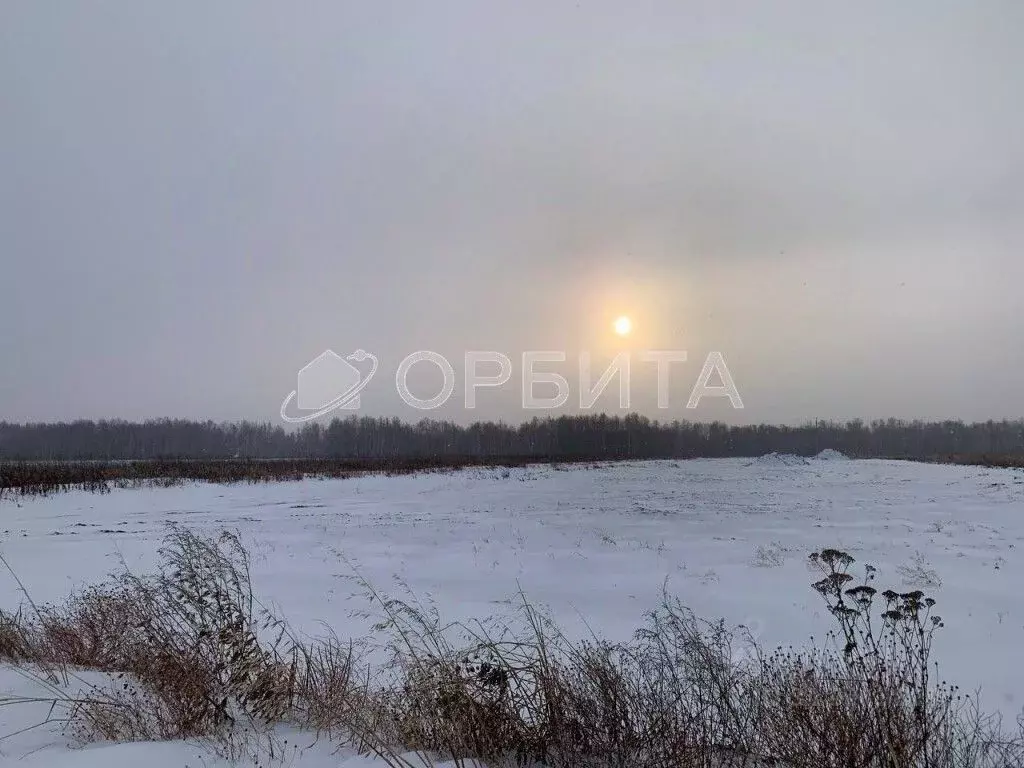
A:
[[0, 532, 1021, 767], [0, 456, 596, 499], [897, 550, 945, 589], [751, 542, 787, 568]]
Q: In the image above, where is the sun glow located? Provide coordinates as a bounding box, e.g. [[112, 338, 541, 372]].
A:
[[613, 315, 632, 336]]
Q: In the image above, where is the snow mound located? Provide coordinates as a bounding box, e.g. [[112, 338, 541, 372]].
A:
[[749, 452, 810, 467], [813, 448, 850, 461]]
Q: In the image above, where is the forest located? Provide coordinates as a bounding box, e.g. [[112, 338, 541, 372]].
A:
[[2, 415, 1023, 461]]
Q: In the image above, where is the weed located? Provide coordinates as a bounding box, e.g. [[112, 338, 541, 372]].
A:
[[0, 536, 1021, 767]]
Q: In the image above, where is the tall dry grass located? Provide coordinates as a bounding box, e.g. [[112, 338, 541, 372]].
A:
[[0, 530, 1021, 767], [0, 457, 599, 499]]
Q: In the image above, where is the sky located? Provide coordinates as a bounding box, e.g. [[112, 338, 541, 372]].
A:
[[1, 1, 1022, 426]]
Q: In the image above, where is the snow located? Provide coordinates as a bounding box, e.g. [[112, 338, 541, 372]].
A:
[[813, 448, 849, 461], [0, 668, 473, 767], [2, 458, 1023, 764], [746, 451, 810, 467]]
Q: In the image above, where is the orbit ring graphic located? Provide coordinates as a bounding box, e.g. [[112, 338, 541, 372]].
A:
[[279, 349, 378, 423]]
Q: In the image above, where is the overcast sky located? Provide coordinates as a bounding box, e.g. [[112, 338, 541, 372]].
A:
[[1, 1, 1022, 425]]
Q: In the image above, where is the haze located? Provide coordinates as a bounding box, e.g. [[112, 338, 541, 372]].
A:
[[1, 2, 1021, 425]]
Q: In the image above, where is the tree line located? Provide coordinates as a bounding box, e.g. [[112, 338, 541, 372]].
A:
[[1, 415, 1023, 461]]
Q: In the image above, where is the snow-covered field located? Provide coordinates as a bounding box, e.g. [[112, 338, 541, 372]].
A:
[[2, 456, 1023, 764]]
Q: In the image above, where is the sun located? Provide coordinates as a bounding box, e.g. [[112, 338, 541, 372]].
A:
[[613, 315, 632, 336]]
